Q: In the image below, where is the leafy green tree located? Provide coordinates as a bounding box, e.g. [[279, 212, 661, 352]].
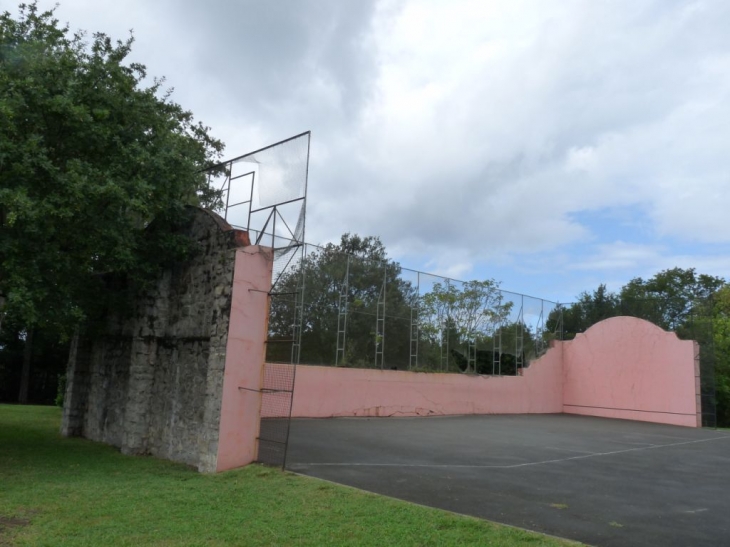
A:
[[0, 3, 223, 401], [713, 285, 730, 426], [267, 234, 414, 368], [547, 284, 619, 340], [419, 279, 512, 373], [619, 268, 724, 331]]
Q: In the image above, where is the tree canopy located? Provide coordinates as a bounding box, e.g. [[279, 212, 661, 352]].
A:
[[0, 3, 223, 338], [268, 234, 415, 368]]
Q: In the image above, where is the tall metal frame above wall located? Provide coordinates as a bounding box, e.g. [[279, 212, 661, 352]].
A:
[[205, 131, 311, 468]]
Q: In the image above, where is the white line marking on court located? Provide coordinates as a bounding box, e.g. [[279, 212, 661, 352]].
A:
[[297, 435, 730, 470], [544, 446, 598, 455], [605, 440, 657, 447]]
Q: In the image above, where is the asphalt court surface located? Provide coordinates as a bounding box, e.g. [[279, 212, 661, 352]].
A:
[[286, 414, 730, 547]]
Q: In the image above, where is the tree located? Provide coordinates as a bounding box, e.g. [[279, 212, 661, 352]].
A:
[[549, 284, 620, 340], [713, 285, 730, 427], [419, 279, 512, 373], [267, 234, 415, 368], [619, 268, 724, 331], [0, 3, 223, 401]]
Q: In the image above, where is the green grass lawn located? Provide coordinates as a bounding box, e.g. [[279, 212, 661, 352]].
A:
[[0, 405, 579, 546]]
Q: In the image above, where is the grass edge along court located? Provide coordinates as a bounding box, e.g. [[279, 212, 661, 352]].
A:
[[0, 405, 580, 547]]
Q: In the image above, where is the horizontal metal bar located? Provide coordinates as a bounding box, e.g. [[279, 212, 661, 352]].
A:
[[238, 386, 293, 394], [257, 438, 287, 445], [205, 131, 311, 171], [249, 196, 305, 214], [230, 170, 255, 181], [227, 199, 251, 208]]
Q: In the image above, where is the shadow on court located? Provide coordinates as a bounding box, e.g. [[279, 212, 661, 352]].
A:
[[286, 414, 730, 547]]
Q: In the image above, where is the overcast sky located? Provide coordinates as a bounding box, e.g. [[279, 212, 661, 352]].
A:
[[25, 0, 730, 302]]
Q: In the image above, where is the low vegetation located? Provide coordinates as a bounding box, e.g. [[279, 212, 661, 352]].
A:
[[0, 405, 578, 546]]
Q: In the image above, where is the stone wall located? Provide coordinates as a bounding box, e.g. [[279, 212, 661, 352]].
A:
[[61, 208, 253, 471]]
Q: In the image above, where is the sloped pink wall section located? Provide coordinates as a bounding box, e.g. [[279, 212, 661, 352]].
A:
[[291, 343, 564, 417]]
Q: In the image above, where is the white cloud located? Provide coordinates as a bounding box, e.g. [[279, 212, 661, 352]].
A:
[[22, 0, 730, 296]]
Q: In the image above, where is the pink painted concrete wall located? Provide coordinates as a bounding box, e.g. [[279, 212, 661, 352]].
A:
[[216, 246, 273, 472], [287, 317, 700, 428], [290, 343, 564, 418], [562, 316, 701, 427]]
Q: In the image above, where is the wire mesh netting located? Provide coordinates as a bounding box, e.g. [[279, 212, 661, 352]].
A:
[[265, 242, 562, 375], [257, 363, 297, 467], [264, 238, 719, 428]]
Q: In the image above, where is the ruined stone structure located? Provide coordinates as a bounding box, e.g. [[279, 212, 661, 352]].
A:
[[61, 208, 272, 472]]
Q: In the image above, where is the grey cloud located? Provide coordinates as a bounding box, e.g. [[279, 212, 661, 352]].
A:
[[34, 0, 730, 295], [166, 0, 379, 131]]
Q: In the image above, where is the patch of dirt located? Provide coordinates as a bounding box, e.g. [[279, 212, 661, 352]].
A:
[[0, 516, 30, 546]]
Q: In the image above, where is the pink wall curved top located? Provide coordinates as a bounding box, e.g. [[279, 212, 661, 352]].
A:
[[562, 316, 700, 427]]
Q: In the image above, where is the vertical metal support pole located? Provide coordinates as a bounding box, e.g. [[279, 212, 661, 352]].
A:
[[534, 299, 544, 355], [246, 171, 256, 233], [291, 246, 306, 366], [225, 166, 232, 221], [375, 264, 386, 370], [493, 321, 502, 375], [335, 255, 350, 366], [467, 333, 476, 374], [271, 207, 277, 249], [446, 299, 451, 373], [281, 242, 305, 470], [516, 294, 524, 374], [409, 272, 420, 371], [439, 323, 445, 372], [559, 304, 564, 341]]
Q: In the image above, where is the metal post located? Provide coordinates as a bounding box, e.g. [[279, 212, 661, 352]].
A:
[[335, 255, 350, 366], [516, 294, 524, 374], [467, 333, 476, 374], [375, 264, 386, 370], [225, 167, 232, 221], [290, 246, 306, 366], [409, 272, 420, 370], [493, 321, 501, 375]]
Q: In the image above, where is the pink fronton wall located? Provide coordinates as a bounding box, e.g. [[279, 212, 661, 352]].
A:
[[216, 246, 273, 472], [287, 317, 701, 428], [290, 345, 564, 418], [562, 316, 701, 427]]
